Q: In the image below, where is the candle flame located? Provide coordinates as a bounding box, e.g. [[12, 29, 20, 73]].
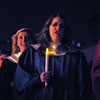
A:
[[46, 48, 49, 55], [46, 48, 57, 56]]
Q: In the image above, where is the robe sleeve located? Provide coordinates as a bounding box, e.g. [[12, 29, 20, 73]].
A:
[[0, 59, 17, 99], [77, 51, 88, 100], [69, 51, 88, 100], [14, 46, 42, 96]]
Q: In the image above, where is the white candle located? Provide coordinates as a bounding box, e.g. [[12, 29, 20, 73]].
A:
[[45, 48, 49, 86]]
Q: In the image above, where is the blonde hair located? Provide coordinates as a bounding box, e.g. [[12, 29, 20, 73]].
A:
[[12, 28, 34, 55]]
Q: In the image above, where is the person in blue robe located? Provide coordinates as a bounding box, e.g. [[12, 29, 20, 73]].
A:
[[0, 28, 36, 100], [14, 13, 88, 100]]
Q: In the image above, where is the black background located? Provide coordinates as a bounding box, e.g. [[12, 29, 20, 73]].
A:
[[0, 0, 100, 49]]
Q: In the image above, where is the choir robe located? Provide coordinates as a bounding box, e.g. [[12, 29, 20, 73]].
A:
[[92, 40, 100, 100], [0, 54, 18, 100], [14, 46, 88, 100]]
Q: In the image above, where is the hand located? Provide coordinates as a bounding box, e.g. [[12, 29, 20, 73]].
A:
[[40, 71, 51, 82]]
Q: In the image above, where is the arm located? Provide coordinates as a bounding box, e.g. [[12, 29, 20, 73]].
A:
[[14, 46, 42, 95]]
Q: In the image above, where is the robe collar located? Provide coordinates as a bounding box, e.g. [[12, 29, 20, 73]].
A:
[[5, 52, 21, 63]]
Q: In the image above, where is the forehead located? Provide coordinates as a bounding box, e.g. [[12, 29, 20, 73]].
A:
[[18, 31, 29, 37], [51, 17, 64, 24]]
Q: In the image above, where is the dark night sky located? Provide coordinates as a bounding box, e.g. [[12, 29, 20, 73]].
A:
[[0, 0, 99, 49]]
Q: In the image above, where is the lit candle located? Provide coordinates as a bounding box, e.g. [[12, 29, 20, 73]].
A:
[[45, 48, 49, 86]]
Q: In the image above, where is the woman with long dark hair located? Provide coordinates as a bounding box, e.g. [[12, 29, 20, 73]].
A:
[[37, 13, 70, 55], [14, 13, 87, 100]]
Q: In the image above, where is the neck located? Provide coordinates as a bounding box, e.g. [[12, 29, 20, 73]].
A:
[[51, 42, 61, 45], [52, 38, 61, 44], [20, 48, 26, 53]]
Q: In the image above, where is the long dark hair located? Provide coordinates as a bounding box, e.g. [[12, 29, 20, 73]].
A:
[[37, 13, 71, 55]]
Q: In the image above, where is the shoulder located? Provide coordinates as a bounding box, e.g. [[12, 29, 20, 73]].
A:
[[18, 45, 40, 67], [1, 57, 17, 71], [66, 49, 87, 68], [67, 49, 86, 59], [31, 44, 41, 50], [5, 54, 18, 64], [21, 44, 40, 55]]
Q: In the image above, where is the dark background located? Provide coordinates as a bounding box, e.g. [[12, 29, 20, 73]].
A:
[[0, 0, 100, 52]]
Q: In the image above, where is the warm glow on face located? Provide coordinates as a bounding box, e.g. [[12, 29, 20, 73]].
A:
[[49, 17, 65, 43], [17, 32, 32, 53]]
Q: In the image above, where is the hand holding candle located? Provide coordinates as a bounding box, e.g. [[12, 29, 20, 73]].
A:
[[45, 47, 58, 86]]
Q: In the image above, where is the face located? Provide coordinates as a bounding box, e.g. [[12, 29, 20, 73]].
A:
[[0, 54, 7, 67], [49, 17, 65, 43], [17, 32, 32, 52]]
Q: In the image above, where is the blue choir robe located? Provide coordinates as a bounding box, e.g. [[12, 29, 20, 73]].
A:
[[14, 46, 88, 100], [0, 54, 18, 100]]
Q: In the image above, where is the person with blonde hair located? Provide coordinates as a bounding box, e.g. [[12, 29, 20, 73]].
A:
[[0, 28, 36, 100], [12, 28, 35, 55]]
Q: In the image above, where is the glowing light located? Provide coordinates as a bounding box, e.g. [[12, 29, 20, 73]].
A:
[[45, 48, 49, 86], [18, 52, 21, 57], [77, 42, 81, 48]]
